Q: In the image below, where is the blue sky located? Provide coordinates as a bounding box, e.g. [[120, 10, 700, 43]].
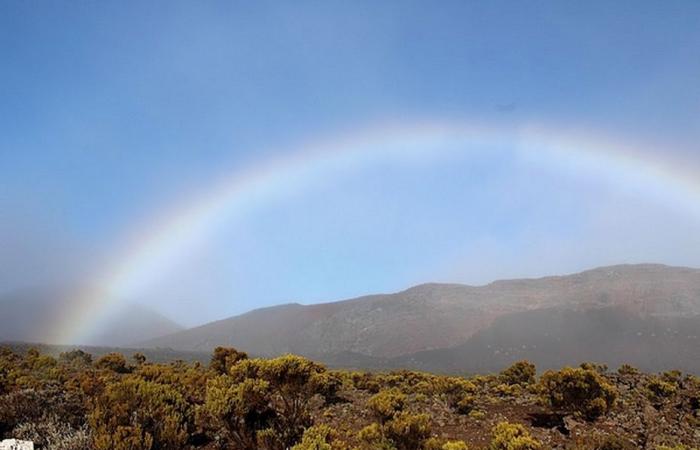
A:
[[1, 1, 700, 325]]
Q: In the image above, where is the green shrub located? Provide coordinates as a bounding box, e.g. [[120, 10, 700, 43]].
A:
[[489, 422, 541, 450], [210, 346, 248, 375], [202, 376, 275, 449], [384, 412, 432, 450], [455, 394, 476, 414], [646, 376, 677, 404], [580, 362, 608, 374], [661, 370, 682, 384], [500, 361, 536, 386], [357, 423, 394, 450], [89, 376, 191, 450], [617, 364, 639, 376], [539, 367, 617, 420], [59, 349, 93, 367], [367, 388, 407, 423], [291, 424, 348, 450], [442, 441, 469, 450], [94, 353, 131, 374], [207, 354, 332, 449]]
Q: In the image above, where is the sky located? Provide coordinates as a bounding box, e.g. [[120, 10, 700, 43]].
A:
[[1, 1, 700, 327]]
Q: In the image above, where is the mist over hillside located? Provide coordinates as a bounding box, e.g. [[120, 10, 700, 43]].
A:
[[0, 286, 184, 346], [137, 264, 700, 373]]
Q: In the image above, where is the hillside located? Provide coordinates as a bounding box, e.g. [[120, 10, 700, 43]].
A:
[[396, 307, 700, 374], [141, 264, 700, 372], [0, 286, 184, 346]]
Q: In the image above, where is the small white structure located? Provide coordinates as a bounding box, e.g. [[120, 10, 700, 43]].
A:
[[0, 439, 34, 450]]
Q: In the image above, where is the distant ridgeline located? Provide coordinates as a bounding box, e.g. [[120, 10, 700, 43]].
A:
[[136, 264, 700, 374], [3, 264, 700, 374]]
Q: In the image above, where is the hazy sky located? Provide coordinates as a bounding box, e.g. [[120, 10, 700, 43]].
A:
[[2, 1, 700, 326]]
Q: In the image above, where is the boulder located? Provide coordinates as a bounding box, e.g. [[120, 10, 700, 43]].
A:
[[0, 440, 34, 450]]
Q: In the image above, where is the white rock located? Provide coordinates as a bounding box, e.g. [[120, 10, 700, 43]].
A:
[[0, 439, 34, 450]]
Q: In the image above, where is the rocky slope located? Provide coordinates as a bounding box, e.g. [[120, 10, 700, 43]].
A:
[[141, 264, 700, 369]]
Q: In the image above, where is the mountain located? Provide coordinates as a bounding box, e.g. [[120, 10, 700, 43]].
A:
[[394, 306, 700, 374], [0, 286, 184, 346], [141, 264, 700, 373]]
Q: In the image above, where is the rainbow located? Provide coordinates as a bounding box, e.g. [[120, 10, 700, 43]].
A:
[[50, 120, 700, 345]]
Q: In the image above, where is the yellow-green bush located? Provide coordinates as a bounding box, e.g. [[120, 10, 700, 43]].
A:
[[349, 371, 381, 393], [206, 354, 333, 449], [661, 370, 682, 385], [384, 412, 432, 450], [617, 364, 639, 376], [95, 353, 131, 374], [60, 349, 93, 367], [442, 441, 469, 450], [646, 376, 677, 405], [209, 346, 248, 375], [489, 421, 541, 450], [539, 367, 617, 420], [500, 361, 536, 386], [89, 376, 191, 450], [367, 388, 407, 423], [455, 394, 476, 414], [425, 438, 469, 450], [494, 383, 523, 397], [357, 423, 394, 450], [291, 424, 348, 450], [202, 375, 274, 449]]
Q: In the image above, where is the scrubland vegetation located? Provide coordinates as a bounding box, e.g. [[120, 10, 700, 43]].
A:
[[1, 347, 699, 449]]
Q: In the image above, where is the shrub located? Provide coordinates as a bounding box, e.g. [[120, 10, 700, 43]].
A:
[[617, 365, 639, 376], [425, 439, 469, 450], [468, 410, 486, 420], [291, 424, 348, 450], [89, 376, 191, 450], [206, 354, 332, 449], [384, 412, 432, 450], [489, 422, 541, 450], [646, 376, 677, 405], [442, 441, 469, 450], [350, 372, 381, 393], [357, 423, 394, 450], [202, 376, 275, 450], [494, 383, 522, 397], [133, 352, 147, 366], [367, 388, 407, 423], [500, 361, 536, 386], [429, 377, 476, 414], [0, 387, 85, 433], [59, 350, 93, 367], [661, 370, 682, 384], [580, 362, 608, 374], [94, 353, 131, 374], [455, 394, 476, 414], [539, 367, 617, 420], [210, 346, 248, 375]]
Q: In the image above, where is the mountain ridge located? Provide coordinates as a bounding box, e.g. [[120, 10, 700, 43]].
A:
[[140, 263, 700, 363]]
